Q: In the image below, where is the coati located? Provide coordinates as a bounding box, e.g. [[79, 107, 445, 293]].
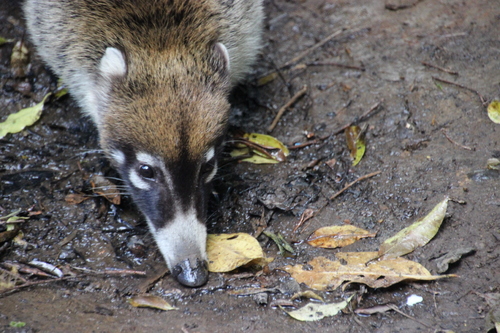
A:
[[24, 0, 263, 287]]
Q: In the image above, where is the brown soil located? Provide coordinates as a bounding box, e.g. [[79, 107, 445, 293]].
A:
[[1, 0, 499, 332]]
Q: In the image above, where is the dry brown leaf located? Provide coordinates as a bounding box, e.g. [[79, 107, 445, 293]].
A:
[[282, 252, 455, 291], [128, 295, 177, 311], [90, 174, 121, 205], [307, 225, 376, 248]]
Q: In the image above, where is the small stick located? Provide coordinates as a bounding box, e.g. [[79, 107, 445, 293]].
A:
[[280, 28, 346, 69], [432, 76, 487, 106], [307, 61, 365, 71], [422, 61, 458, 75], [293, 171, 382, 234], [332, 99, 384, 136], [387, 304, 433, 329], [72, 267, 147, 275], [268, 85, 308, 132], [441, 129, 474, 151], [330, 171, 381, 200], [287, 100, 383, 150], [0, 276, 74, 295]]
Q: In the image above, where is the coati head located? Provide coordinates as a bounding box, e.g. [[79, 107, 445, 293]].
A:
[[94, 43, 231, 287]]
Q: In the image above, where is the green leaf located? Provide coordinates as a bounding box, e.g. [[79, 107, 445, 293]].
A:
[[378, 197, 449, 259], [281, 295, 353, 321], [263, 231, 294, 255], [0, 93, 51, 139]]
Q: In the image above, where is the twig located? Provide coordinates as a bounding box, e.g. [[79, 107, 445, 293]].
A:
[[268, 85, 308, 132], [0, 276, 74, 296], [387, 304, 433, 329], [71, 267, 147, 275], [422, 62, 458, 75], [330, 171, 381, 200], [293, 171, 382, 234], [287, 100, 383, 150], [332, 99, 384, 136], [441, 129, 474, 151], [280, 28, 347, 69], [306, 61, 365, 71], [432, 76, 487, 106]]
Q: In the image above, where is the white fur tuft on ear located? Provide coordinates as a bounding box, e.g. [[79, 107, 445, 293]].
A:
[[215, 42, 230, 71], [99, 47, 127, 78]]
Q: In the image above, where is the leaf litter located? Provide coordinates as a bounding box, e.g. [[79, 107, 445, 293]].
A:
[[206, 233, 268, 273], [282, 252, 455, 291], [378, 197, 449, 259], [306, 225, 376, 249]]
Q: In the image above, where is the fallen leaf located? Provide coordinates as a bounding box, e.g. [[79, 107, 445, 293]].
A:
[[257, 72, 278, 86], [281, 295, 353, 321], [307, 225, 376, 249], [128, 295, 177, 311], [263, 231, 294, 255], [345, 125, 366, 166], [64, 193, 89, 205], [354, 303, 395, 315], [90, 174, 121, 205], [228, 287, 279, 296], [0, 37, 13, 46], [230, 132, 290, 164], [434, 247, 475, 273], [207, 233, 265, 272], [290, 290, 324, 302], [10, 40, 29, 77], [0, 93, 51, 139], [487, 100, 500, 124], [487, 158, 500, 170], [282, 252, 455, 291], [378, 197, 449, 259], [28, 260, 63, 278]]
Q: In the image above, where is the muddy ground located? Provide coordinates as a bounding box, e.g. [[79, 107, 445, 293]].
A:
[[1, 0, 499, 332]]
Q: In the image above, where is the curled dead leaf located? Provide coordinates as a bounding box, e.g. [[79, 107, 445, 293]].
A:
[[307, 225, 376, 249]]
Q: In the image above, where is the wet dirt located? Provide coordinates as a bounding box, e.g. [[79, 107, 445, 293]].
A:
[[1, 0, 499, 332]]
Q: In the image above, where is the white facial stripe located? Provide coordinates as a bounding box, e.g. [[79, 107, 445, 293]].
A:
[[136, 152, 158, 166], [135, 151, 173, 191], [110, 150, 125, 165], [152, 207, 207, 269], [129, 169, 151, 190], [205, 147, 215, 162], [204, 160, 218, 183]]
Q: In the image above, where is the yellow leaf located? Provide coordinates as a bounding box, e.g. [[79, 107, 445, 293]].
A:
[[378, 197, 448, 259], [281, 295, 353, 321], [345, 126, 366, 166], [230, 132, 289, 164], [487, 100, 500, 124], [282, 253, 455, 291], [128, 295, 177, 311], [207, 233, 265, 272], [0, 93, 51, 139], [257, 72, 278, 86], [307, 225, 376, 248]]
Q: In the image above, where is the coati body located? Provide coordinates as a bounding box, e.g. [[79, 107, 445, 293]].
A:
[[24, 0, 263, 287]]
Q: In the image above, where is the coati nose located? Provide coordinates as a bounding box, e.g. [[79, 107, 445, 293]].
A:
[[171, 255, 209, 287]]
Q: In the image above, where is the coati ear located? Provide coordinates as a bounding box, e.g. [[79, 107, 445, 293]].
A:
[[211, 42, 230, 77], [99, 47, 127, 80]]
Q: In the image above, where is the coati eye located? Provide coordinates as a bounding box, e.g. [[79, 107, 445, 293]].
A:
[[138, 164, 155, 179]]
